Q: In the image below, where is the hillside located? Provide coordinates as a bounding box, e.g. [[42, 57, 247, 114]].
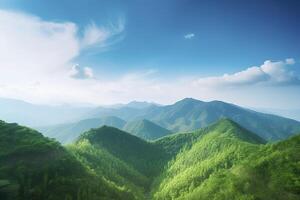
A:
[[0, 120, 138, 200], [1, 118, 299, 199], [77, 126, 169, 177], [179, 134, 300, 200], [151, 119, 299, 200], [38, 116, 126, 144], [123, 119, 172, 140]]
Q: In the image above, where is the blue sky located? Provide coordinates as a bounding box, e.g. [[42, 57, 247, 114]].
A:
[[0, 0, 299, 108]]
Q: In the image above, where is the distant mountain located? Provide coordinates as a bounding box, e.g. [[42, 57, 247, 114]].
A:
[[37, 116, 126, 144], [123, 119, 172, 140], [0, 97, 93, 127], [152, 119, 299, 200], [85, 98, 300, 141], [140, 98, 300, 141], [0, 120, 136, 200], [126, 101, 160, 109], [252, 107, 300, 121]]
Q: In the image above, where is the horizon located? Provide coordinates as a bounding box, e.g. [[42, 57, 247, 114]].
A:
[[0, 0, 300, 109]]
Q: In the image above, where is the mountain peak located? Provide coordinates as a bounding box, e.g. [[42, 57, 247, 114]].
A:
[[174, 98, 204, 106], [210, 118, 266, 144]]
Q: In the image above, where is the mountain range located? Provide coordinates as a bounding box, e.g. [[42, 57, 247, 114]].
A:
[[0, 119, 299, 200], [35, 98, 300, 142]]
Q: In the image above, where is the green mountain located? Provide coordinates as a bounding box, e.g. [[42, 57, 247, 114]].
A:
[[77, 126, 168, 177], [151, 119, 299, 200], [38, 116, 126, 144], [0, 120, 138, 200], [142, 98, 300, 141], [66, 125, 170, 199], [123, 119, 172, 140], [1, 118, 299, 200]]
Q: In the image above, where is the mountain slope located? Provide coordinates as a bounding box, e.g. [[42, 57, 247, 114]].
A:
[[179, 134, 300, 200], [38, 116, 126, 144], [77, 126, 169, 177], [0, 120, 137, 200], [152, 119, 299, 200], [1, 118, 299, 200], [123, 119, 172, 140], [142, 98, 300, 141]]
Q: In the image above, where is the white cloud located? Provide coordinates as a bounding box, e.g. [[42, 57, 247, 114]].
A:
[[0, 9, 126, 104], [285, 58, 295, 65], [70, 64, 94, 79], [194, 59, 300, 87], [184, 33, 195, 39]]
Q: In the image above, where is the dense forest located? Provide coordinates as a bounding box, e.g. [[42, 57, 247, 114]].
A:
[[0, 119, 299, 199]]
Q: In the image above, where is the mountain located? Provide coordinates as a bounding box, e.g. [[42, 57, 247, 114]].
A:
[[37, 116, 126, 144], [84, 98, 300, 141], [0, 97, 93, 127], [1, 118, 299, 199], [77, 126, 168, 177], [2, 97, 300, 141], [152, 119, 299, 200], [126, 101, 160, 109], [253, 107, 300, 121], [85, 106, 150, 121], [0, 120, 137, 200], [141, 98, 300, 141], [123, 119, 172, 140]]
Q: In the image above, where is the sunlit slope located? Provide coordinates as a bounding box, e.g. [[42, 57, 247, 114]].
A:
[[152, 119, 299, 200]]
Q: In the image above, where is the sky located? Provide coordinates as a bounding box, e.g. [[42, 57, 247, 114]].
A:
[[0, 0, 300, 108]]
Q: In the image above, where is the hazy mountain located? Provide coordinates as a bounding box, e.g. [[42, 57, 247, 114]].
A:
[[252, 107, 300, 121], [0, 98, 93, 127], [85, 106, 148, 121], [37, 116, 126, 144], [126, 101, 160, 109], [123, 119, 172, 140]]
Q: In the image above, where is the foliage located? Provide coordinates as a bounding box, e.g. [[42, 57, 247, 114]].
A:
[[0, 120, 139, 200], [1, 118, 299, 200]]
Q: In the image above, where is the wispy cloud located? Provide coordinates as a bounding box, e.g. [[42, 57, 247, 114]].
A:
[[81, 19, 125, 49], [184, 33, 195, 39]]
